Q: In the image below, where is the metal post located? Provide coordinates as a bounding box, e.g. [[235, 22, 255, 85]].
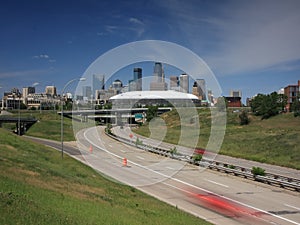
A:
[[18, 96, 20, 135], [61, 97, 64, 158]]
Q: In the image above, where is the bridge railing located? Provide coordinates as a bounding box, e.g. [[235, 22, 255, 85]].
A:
[[105, 130, 300, 192]]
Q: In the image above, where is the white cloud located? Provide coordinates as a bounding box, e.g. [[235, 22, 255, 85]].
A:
[[33, 54, 49, 59], [129, 17, 144, 25], [32, 82, 39, 86], [161, 0, 300, 76], [104, 20, 145, 38], [105, 25, 118, 33], [33, 54, 56, 63], [129, 17, 145, 37]]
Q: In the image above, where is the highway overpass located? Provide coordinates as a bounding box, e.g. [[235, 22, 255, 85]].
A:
[[58, 107, 172, 124], [0, 117, 37, 135]]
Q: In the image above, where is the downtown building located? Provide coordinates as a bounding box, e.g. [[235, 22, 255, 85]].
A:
[[129, 68, 142, 92], [179, 73, 189, 93], [1, 86, 59, 110], [225, 90, 242, 107], [192, 79, 206, 101], [284, 80, 300, 111], [150, 62, 168, 91]]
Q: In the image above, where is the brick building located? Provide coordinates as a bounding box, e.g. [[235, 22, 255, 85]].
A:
[[284, 80, 300, 111]]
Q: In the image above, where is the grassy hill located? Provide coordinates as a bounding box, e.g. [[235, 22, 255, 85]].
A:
[[2, 109, 300, 169], [1, 110, 93, 141], [0, 128, 210, 225], [135, 108, 300, 170]]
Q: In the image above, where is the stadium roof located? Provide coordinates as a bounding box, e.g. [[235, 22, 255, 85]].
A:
[[110, 90, 198, 100]]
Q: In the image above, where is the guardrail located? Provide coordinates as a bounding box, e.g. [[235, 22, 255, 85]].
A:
[[105, 130, 300, 192]]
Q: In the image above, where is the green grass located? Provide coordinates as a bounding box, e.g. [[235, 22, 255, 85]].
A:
[[135, 108, 300, 170], [221, 112, 300, 169], [1, 110, 94, 141], [0, 128, 211, 225]]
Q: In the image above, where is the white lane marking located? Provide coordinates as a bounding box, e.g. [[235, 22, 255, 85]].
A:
[[136, 156, 145, 160], [108, 144, 113, 148], [83, 127, 299, 225], [284, 204, 300, 211], [121, 150, 126, 153], [204, 178, 229, 188], [162, 182, 274, 225], [166, 166, 174, 170]]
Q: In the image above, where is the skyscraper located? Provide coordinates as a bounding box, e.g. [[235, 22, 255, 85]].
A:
[[93, 74, 105, 91], [23, 87, 35, 99], [192, 79, 206, 100], [150, 62, 167, 91], [192, 81, 199, 96], [133, 68, 142, 91], [45, 86, 57, 97], [170, 76, 179, 91], [82, 86, 92, 99], [179, 73, 189, 93], [128, 79, 135, 92], [196, 79, 206, 100], [112, 79, 123, 94], [153, 62, 163, 82]]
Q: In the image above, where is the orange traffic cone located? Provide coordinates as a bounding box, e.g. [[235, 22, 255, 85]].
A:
[[123, 158, 127, 167], [89, 145, 93, 153]]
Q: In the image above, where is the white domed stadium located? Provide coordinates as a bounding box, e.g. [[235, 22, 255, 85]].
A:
[[110, 90, 200, 108]]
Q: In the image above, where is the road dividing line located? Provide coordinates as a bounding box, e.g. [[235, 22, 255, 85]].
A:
[[121, 150, 126, 153], [108, 144, 113, 148], [204, 178, 229, 188], [83, 127, 300, 225], [166, 166, 174, 170], [284, 204, 300, 211], [136, 156, 145, 160]]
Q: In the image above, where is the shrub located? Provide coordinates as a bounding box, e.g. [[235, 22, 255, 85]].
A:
[[228, 165, 236, 169], [192, 154, 202, 163], [135, 137, 143, 146], [170, 147, 177, 156], [251, 166, 265, 176], [239, 110, 249, 125]]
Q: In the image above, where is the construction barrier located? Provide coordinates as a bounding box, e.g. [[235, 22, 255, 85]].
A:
[[123, 158, 127, 167]]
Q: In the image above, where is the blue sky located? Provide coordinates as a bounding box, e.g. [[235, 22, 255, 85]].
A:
[[0, 0, 299, 103]]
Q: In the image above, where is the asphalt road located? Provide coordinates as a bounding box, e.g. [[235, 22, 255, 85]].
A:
[[26, 127, 300, 225], [112, 126, 300, 179]]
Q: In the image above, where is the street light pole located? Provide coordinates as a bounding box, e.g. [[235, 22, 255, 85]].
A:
[[18, 96, 21, 135], [61, 77, 86, 159]]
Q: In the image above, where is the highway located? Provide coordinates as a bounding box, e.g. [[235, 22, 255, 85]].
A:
[[26, 127, 300, 225], [112, 126, 300, 180]]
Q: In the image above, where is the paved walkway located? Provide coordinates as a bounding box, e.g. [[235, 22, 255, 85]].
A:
[[112, 125, 300, 180]]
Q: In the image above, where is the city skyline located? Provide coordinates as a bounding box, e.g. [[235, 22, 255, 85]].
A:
[[0, 0, 299, 103], [1, 61, 297, 104]]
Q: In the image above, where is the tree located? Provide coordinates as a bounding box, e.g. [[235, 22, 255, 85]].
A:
[[250, 92, 284, 119], [277, 94, 288, 112], [104, 102, 112, 109], [292, 92, 300, 117], [146, 105, 158, 122], [105, 123, 112, 134], [239, 110, 249, 125]]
